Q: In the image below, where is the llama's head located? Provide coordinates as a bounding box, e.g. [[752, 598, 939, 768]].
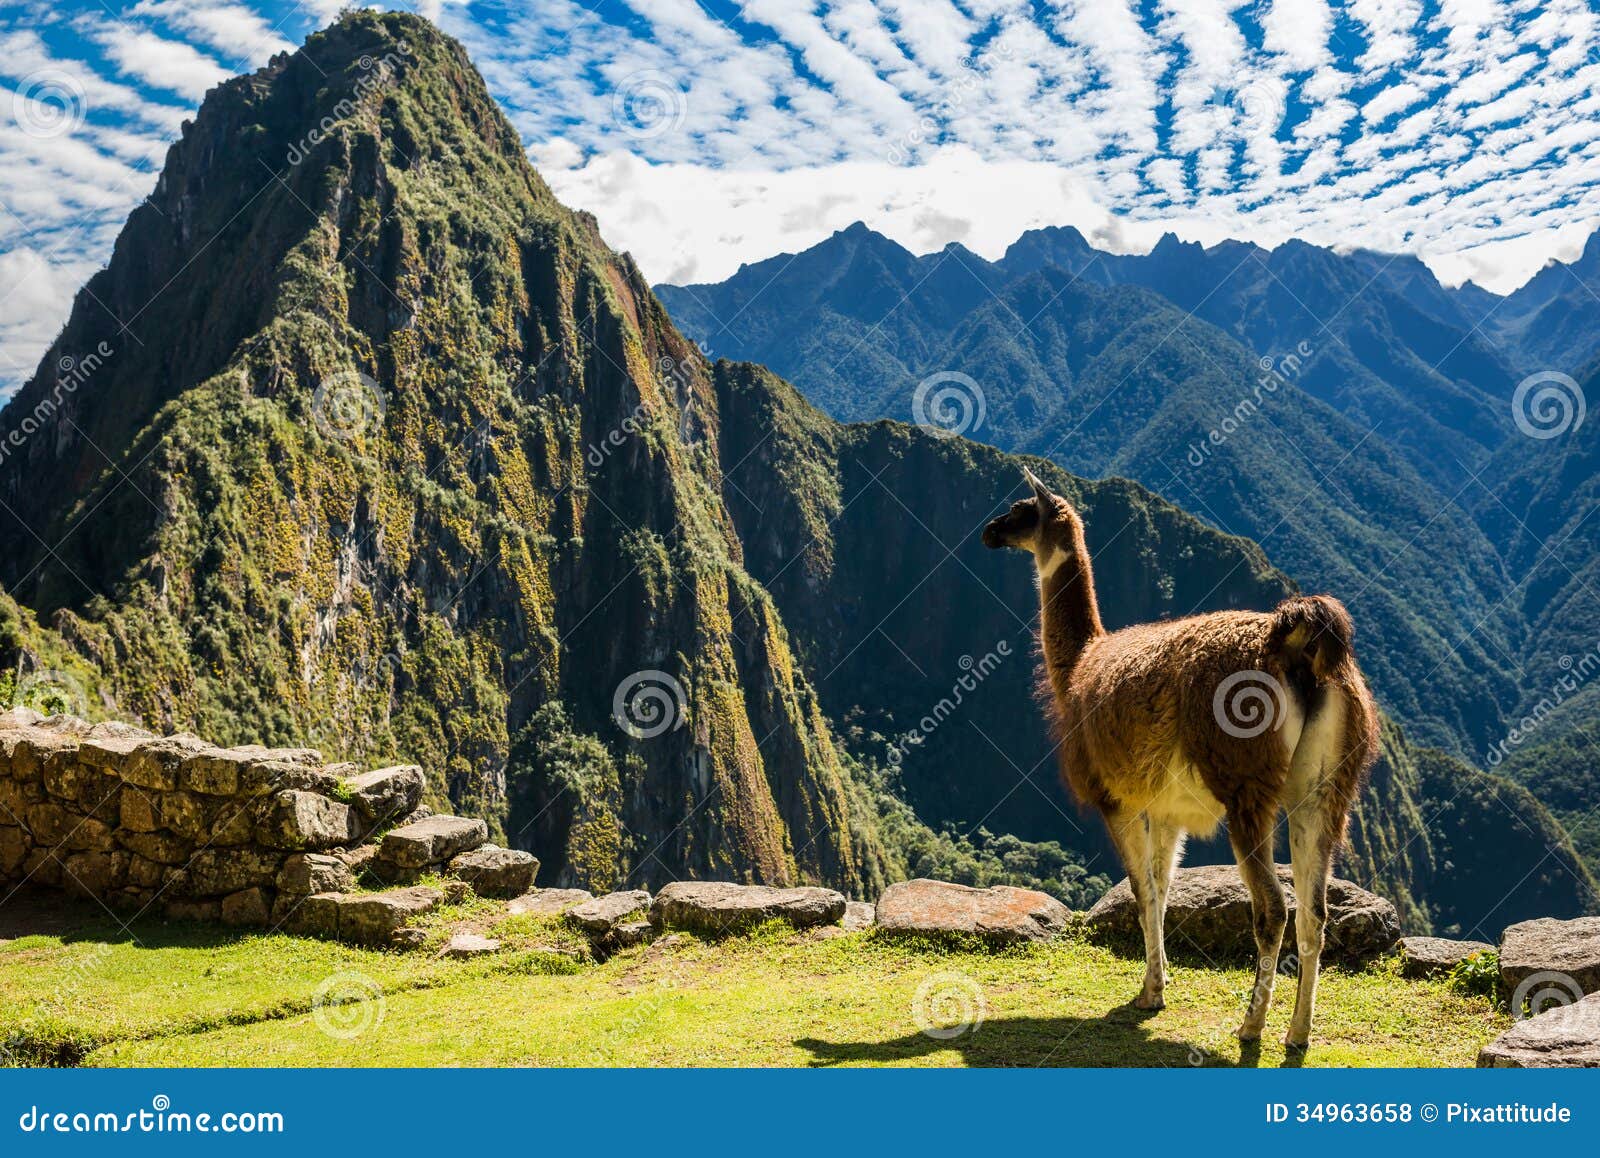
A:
[[982, 466, 1084, 572]]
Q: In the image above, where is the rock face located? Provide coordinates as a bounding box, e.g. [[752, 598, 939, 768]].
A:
[[446, 845, 538, 897], [1499, 917, 1600, 1002], [1399, 935, 1493, 979], [1086, 865, 1400, 963], [1478, 993, 1600, 1067], [379, 815, 488, 869], [567, 890, 652, 934], [842, 901, 875, 931], [876, 879, 1069, 944], [277, 852, 355, 897], [649, 882, 847, 934]]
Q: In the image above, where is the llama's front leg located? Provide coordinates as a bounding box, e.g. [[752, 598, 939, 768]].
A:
[[1285, 803, 1335, 1049], [1106, 808, 1164, 1009], [1142, 818, 1185, 1005], [1228, 808, 1287, 1041]]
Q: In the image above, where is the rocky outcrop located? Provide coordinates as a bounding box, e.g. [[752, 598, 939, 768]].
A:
[[875, 879, 1069, 944], [568, 890, 652, 935], [1478, 993, 1600, 1067], [649, 882, 847, 934], [1399, 936, 1492, 979], [1499, 917, 1600, 1004], [1086, 865, 1400, 964]]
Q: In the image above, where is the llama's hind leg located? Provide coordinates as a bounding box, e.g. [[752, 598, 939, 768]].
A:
[[1228, 806, 1287, 1041], [1284, 803, 1334, 1049], [1105, 808, 1179, 1009]]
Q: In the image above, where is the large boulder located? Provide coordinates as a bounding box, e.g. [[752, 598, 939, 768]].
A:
[[335, 885, 442, 944], [1086, 864, 1399, 964], [276, 852, 355, 897], [343, 765, 425, 827], [1478, 992, 1600, 1067], [567, 890, 652, 934], [649, 882, 846, 934], [447, 845, 538, 897], [1499, 917, 1600, 1004], [1400, 936, 1493, 979], [876, 879, 1069, 944], [379, 815, 487, 868], [255, 790, 354, 850]]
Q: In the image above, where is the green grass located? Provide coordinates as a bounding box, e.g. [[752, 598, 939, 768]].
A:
[[1, 900, 1508, 1068]]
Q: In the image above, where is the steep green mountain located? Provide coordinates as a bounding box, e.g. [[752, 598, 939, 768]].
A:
[[0, 13, 1588, 933], [662, 237, 1521, 762]]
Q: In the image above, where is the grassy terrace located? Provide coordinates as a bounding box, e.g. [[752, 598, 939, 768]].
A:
[[0, 894, 1507, 1068]]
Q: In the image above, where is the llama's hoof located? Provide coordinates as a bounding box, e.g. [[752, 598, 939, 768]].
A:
[[1283, 1030, 1310, 1051], [1235, 1025, 1262, 1042], [1132, 992, 1165, 1010]]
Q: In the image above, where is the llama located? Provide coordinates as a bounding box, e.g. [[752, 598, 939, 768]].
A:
[[983, 466, 1378, 1048]]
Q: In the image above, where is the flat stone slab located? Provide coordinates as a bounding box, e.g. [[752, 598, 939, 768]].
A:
[[876, 879, 1069, 944], [1400, 935, 1493, 979], [842, 900, 875, 931], [567, 889, 652, 934], [335, 886, 442, 944], [379, 815, 487, 869], [508, 889, 594, 917], [441, 932, 502, 959], [1479, 993, 1600, 1067], [1500, 917, 1600, 1003], [649, 882, 846, 934], [1086, 864, 1399, 964], [447, 845, 539, 897]]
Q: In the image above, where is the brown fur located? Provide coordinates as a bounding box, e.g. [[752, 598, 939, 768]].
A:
[[984, 467, 1379, 1047]]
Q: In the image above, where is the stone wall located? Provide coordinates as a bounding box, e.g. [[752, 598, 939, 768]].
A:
[[0, 708, 438, 927]]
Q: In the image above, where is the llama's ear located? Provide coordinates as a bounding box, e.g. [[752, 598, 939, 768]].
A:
[[1023, 465, 1053, 504]]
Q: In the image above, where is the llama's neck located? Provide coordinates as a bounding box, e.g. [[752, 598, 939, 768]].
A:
[[1036, 536, 1104, 691]]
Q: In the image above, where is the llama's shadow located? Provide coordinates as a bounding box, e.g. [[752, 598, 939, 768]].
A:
[[797, 1003, 1301, 1068]]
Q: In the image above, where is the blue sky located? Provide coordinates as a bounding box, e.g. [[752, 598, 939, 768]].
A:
[[4, 0, 1600, 393]]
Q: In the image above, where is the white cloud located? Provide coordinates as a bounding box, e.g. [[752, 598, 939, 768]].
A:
[[91, 25, 231, 100]]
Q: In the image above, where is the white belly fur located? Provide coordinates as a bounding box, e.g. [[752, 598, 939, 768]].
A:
[[1144, 752, 1228, 835]]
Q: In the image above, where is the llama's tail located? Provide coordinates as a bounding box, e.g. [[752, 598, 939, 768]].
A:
[[1268, 594, 1354, 684]]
